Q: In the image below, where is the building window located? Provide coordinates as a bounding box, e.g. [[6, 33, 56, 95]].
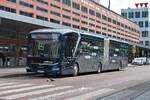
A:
[[128, 12, 134, 18], [37, 0, 48, 5], [72, 25, 80, 29], [117, 21, 120, 26], [20, 11, 33, 17], [62, 22, 71, 26], [50, 19, 60, 24], [81, 20, 88, 25], [0, 5, 16, 13], [81, 27, 88, 31], [62, 14, 71, 19], [51, 4, 61, 9], [89, 29, 95, 33], [89, 18, 95, 21], [102, 33, 106, 36], [50, 11, 61, 17], [121, 23, 124, 28], [139, 21, 143, 27], [81, 6, 88, 13], [72, 18, 80, 22], [72, 11, 80, 16], [62, 0, 71, 6], [55, 0, 60, 2], [36, 6, 48, 13], [62, 8, 71, 13], [7, 0, 16, 3], [113, 31, 116, 33], [96, 31, 101, 34], [121, 12, 127, 18], [72, 2, 80, 10], [108, 28, 112, 32], [142, 11, 148, 18], [81, 15, 88, 19], [36, 15, 48, 21], [89, 9, 95, 16], [135, 12, 140, 18], [96, 12, 101, 19], [125, 25, 127, 29], [145, 41, 149, 46], [96, 25, 101, 29], [89, 23, 95, 27], [145, 21, 148, 27], [20, 1, 33, 8], [102, 27, 107, 30], [108, 18, 111, 22], [142, 31, 148, 37], [140, 41, 143, 45], [102, 15, 107, 21], [113, 20, 116, 24], [96, 20, 101, 24]]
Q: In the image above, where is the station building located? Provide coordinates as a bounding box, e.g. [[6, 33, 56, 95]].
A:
[[0, 0, 140, 66]]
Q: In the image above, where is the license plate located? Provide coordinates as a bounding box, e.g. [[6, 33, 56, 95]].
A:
[[37, 70, 44, 73]]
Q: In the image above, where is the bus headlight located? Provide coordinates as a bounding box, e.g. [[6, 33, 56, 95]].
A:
[[26, 66, 30, 69]]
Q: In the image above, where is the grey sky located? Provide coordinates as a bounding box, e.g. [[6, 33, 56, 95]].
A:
[[100, 0, 150, 14]]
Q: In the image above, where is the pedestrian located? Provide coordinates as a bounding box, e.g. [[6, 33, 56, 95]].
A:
[[0, 53, 6, 66]]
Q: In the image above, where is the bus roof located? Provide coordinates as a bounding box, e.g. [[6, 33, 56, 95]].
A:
[[29, 28, 128, 44], [81, 32, 104, 39], [29, 29, 80, 35], [81, 32, 128, 44], [109, 37, 128, 44]]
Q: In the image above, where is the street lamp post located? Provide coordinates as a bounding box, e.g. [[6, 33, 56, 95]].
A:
[[108, 0, 110, 9]]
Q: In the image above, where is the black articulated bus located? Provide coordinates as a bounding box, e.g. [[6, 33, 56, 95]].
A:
[[26, 29, 128, 76]]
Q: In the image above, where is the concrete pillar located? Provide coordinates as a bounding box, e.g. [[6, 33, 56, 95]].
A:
[[104, 38, 109, 66]]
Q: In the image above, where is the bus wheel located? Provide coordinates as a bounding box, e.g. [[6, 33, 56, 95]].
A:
[[119, 62, 122, 70], [73, 63, 79, 76], [44, 73, 50, 77], [97, 63, 102, 73]]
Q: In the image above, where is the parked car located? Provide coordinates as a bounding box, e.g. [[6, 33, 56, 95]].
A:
[[132, 57, 150, 65]]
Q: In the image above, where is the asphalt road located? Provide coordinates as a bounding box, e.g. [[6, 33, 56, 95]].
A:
[[0, 65, 150, 100]]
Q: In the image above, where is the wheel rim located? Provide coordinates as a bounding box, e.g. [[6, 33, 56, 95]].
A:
[[119, 62, 122, 70], [97, 64, 101, 73], [98, 66, 101, 73], [73, 64, 78, 76]]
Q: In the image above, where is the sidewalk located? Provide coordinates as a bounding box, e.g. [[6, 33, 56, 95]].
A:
[[0, 65, 25, 68], [0, 67, 26, 77], [128, 64, 137, 67]]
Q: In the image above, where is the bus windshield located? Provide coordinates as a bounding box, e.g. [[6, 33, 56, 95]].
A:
[[28, 33, 61, 59]]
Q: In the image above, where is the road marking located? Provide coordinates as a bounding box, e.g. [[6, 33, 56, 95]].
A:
[[0, 84, 33, 90], [1, 86, 72, 100], [0, 85, 54, 95], [0, 82, 19, 87], [30, 87, 91, 100], [66, 88, 115, 100]]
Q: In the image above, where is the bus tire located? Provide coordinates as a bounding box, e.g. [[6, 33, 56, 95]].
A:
[[97, 63, 102, 73], [73, 63, 79, 76], [119, 61, 122, 70], [44, 73, 50, 77]]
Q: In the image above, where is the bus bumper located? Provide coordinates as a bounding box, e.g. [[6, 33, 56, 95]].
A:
[[26, 64, 61, 75]]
